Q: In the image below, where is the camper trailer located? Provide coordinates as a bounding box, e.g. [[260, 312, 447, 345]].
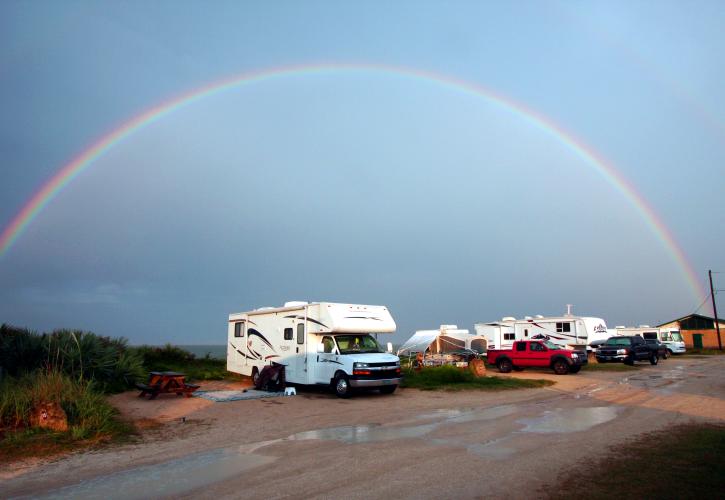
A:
[[613, 326, 686, 355], [397, 325, 487, 361], [474, 308, 609, 352], [227, 301, 401, 397]]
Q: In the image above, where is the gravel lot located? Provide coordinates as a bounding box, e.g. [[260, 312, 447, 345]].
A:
[[2, 356, 724, 499]]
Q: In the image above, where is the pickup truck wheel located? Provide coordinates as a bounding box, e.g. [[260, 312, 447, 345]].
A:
[[624, 357, 635, 366], [650, 353, 659, 365], [334, 373, 352, 398], [497, 358, 513, 373], [552, 359, 569, 375]]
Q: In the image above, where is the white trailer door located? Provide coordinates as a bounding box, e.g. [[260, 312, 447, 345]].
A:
[[294, 322, 307, 383]]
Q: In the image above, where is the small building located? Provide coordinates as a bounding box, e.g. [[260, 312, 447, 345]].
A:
[[657, 314, 725, 349]]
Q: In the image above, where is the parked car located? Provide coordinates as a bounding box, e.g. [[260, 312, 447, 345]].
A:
[[596, 336, 660, 365], [487, 340, 587, 375]]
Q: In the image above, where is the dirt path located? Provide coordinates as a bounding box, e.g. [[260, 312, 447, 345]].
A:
[[2, 357, 723, 499]]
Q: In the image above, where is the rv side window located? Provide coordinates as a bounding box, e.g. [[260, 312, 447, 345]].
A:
[[284, 328, 293, 341], [524, 329, 528, 337], [234, 322, 244, 338], [556, 322, 571, 333], [503, 333, 515, 341], [296, 324, 305, 344]]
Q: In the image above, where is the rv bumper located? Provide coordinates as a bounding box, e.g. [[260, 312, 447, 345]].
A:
[[350, 377, 402, 388]]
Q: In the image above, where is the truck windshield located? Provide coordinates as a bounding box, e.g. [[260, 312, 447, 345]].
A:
[[335, 334, 383, 354], [605, 337, 631, 346], [543, 340, 560, 350]]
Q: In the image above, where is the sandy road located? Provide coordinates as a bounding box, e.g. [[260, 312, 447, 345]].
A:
[[2, 356, 724, 499]]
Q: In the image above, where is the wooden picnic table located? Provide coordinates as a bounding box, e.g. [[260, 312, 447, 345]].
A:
[[136, 371, 200, 399]]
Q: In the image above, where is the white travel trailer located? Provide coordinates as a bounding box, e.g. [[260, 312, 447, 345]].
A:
[[613, 326, 686, 355], [474, 308, 609, 352], [227, 301, 401, 397]]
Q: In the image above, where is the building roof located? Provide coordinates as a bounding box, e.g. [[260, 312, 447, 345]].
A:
[[656, 313, 725, 328]]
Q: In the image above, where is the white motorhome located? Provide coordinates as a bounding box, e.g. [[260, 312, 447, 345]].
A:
[[227, 301, 401, 397], [474, 308, 609, 352], [613, 326, 686, 355]]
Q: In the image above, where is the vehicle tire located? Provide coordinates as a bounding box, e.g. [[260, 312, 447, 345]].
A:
[[497, 358, 513, 373], [569, 366, 581, 374], [552, 359, 569, 375], [334, 373, 352, 398], [650, 354, 659, 365], [251, 367, 260, 387], [380, 385, 397, 395], [624, 357, 635, 366]]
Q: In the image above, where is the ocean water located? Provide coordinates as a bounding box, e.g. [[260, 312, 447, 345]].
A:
[[177, 344, 226, 359]]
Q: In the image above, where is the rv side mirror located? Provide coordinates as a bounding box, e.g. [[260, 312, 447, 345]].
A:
[[316, 343, 324, 353], [386, 342, 393, 353]]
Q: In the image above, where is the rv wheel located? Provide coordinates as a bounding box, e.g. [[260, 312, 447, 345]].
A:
[[334, 373, 352, 398], [251, 367, 260, 387]]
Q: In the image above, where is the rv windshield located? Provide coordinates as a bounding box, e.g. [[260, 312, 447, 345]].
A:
[[672, 332, 683, 342], [335, 334, 383, 354]]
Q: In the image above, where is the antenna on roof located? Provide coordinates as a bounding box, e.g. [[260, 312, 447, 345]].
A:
[[565, 304, 573, 317]]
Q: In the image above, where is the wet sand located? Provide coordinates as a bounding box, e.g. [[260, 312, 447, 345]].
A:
[[2, 357, 724, 499]]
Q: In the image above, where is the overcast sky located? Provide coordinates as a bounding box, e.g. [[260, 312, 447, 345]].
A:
[[1, 1, 724, 345]]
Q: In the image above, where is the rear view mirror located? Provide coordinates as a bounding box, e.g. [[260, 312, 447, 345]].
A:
[[386, 342, 393, 353]]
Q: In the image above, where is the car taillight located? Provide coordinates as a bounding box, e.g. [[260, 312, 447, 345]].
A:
[[353, 369, 371, 375]]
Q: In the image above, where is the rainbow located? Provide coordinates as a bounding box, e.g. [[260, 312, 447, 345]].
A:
[[0, 62, 705, 301]]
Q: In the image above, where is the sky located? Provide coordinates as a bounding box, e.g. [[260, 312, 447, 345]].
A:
[[1, 0, 724, 345]]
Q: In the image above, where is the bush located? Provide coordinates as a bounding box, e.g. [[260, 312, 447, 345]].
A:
[[130, 344, 227, 381], [402, 365, 553, 390], [0, 324, 144, 392]]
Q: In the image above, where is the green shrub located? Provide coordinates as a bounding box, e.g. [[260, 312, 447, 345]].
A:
[[402, 365, 553, 390], [0, 324, 144, 392]]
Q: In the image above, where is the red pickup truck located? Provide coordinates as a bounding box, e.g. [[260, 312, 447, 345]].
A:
[[487, 340, 587, 375]]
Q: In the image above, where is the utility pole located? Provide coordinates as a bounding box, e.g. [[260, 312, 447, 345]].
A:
[[709, 270, 722, 350]]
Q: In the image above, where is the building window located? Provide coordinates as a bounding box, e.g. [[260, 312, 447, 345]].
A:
[[284, 328, 293, 340], [556, 322, 571, 333], [296, 324, 305, 344], [234, 322, 244, 338]]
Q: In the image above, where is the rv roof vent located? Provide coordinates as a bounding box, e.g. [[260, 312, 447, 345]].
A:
[[440, 325, 458, 330], [638, 325, 650, 328], [524, 316, 532, 320], [255, 306, 275, 311], [502, 316, 516, 321], [535, 315, 544, 319], [615, 325, 626, 329], [284, 301, 309, 307]]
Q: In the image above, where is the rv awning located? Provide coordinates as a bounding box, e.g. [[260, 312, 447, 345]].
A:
[[397, 330, 439, 355]]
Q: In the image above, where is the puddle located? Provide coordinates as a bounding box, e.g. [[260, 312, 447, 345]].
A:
[[517, 406, 621, 433], [31, 449, 274, 500], [416, 405, 517, 424]]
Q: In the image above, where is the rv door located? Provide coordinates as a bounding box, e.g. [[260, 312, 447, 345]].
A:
[[295, 322, 307, 383]]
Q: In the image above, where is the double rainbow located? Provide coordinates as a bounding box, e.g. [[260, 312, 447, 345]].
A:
[[0, 62, 704, 301]]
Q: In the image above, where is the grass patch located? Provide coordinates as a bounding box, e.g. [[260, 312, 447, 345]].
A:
[[582, 363, 640, 371], [685, 349, 725, 356], [132, 344, 228, 381], [0, 371, 135, 462], [401, 365, 553, 391], [552, 423, 725, 500]]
